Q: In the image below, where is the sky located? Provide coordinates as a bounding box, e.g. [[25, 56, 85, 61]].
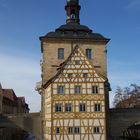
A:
[[0, 0, 140, 112]]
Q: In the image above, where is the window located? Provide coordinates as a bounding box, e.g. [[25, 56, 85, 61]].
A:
[[92, 86, 98, 94], [95, 104, 101, 112], [68, 127, 80, 134], [71, 9, 76, 19], [68, 73, 73, 78], [94, 127, 100, 134], [79, 103, 86, 112], [75, 60, 80, 65], [55, 104, 62, 112], [56, 127, 60, 134], [57, 86, 64, 94], [74, 127, 80, 134], [68, 127, 73, 134], [58, 48, 64, 59], [75, 85, 81, 94], [86, 49, 92, 59], [83, 73, 88, 78], [65, 103, 72, 112]]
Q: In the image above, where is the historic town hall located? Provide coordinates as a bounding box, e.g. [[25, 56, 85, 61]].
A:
[[39, 0, 111, 140]]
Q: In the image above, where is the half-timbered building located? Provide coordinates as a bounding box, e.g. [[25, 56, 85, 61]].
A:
[[37, 0, 111, 140]]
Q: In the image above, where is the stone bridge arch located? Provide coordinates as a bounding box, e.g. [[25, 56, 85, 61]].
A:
[[110, 108, 140, 140], [121, 122, 140, 140]]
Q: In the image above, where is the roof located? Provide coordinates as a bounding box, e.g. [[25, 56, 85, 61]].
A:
[[43, 45, 107, 89], [40, 23, 110, 43], [2, 89, 17, 102], [18, 97, 25, 104]]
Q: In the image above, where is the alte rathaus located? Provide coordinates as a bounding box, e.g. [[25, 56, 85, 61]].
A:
[[37, 0, 111, 140]]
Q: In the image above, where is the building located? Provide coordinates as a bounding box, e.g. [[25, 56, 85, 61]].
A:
[[37, 0, 111, 140], [0, 83, 29, 114]]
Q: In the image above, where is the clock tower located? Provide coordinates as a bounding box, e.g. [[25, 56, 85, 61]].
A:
[[38, 0, 111, 140]]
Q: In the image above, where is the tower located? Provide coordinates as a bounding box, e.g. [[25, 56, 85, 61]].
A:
[[38, 1, 110, 140], [65, 0, 81, 24]]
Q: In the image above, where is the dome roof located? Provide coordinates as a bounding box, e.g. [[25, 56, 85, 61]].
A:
[[40, 23, 109, 42]]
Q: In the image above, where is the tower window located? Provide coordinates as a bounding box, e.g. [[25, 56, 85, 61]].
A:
[[86, 49, 92, 59], [57, 85, 65, 94], [58, 48, 64, 59], [70, 9, 76, 19], [56, 127, 60, 134], [75, 85, 81, 94], [65, 103, 72, 112], [95, 104, 101, 112], [92, 86, 98, 94], [79, 103, 86, 112], [55, 104, 62, 112], [94, 127, 100, 134]]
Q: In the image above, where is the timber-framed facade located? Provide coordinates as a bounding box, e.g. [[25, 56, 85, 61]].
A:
[[37, 0, 111, 140]]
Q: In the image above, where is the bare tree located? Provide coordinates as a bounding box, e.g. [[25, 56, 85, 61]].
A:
[[113, 84, 140, 108]]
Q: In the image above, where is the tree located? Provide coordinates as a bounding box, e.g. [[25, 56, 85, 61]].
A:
[[113, 84, 140, 108]]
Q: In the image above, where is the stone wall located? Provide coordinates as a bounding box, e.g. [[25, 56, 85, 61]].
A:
[[42, 40, 107, 82], [109, 108, 140, 140], [3, 112, 42, 140]]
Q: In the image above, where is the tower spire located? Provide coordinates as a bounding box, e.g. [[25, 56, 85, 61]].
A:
[[65, 0, 81, 24]]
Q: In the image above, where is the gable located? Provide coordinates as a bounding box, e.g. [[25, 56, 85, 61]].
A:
[[54, 46, 105, 83]]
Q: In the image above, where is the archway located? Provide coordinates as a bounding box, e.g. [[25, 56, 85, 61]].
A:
[[120, 122, 140, 140]]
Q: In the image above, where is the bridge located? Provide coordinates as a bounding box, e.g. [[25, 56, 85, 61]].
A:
[[0, 112, 42, 140], [110, 108, 140, 140], [0, 109, 140, 140]]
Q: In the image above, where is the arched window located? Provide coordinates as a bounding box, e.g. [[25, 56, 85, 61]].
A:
[[70, 9, 76, 19]]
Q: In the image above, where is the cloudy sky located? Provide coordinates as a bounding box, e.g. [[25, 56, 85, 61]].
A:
[[0, 0, 140, 112]]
